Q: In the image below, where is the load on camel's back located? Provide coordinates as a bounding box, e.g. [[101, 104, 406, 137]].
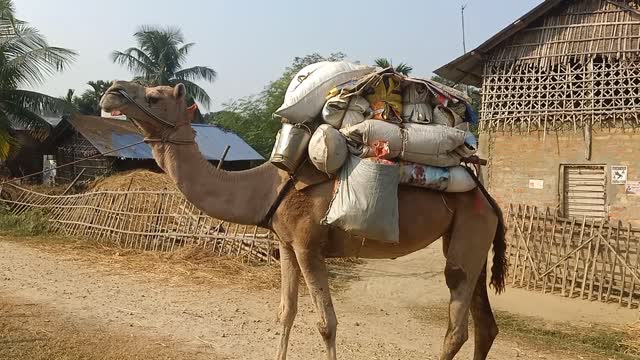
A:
[[270, 62, 481, 244], [100, 66, 506, 360]]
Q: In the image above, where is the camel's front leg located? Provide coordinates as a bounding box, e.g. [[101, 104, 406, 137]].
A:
[[276, 244, 301, 360], [295, 248, 338, 360]]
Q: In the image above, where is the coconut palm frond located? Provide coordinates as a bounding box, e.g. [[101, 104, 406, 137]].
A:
[[113, 26, 216, 110]]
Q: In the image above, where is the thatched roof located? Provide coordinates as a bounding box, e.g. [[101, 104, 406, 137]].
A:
[[436, 0, 640, 86]]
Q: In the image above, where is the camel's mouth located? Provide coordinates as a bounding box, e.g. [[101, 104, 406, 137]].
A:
[[99, 90, 127, 113]]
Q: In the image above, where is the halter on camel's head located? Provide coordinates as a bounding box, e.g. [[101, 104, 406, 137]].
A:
[[100, 81, 199, 145]]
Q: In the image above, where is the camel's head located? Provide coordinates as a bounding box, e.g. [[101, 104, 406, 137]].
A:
[[100, 80, 198, 138]]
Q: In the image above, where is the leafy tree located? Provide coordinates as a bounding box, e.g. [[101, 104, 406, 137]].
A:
[[374, 58, 413, 75], [76, 80, 111, 115], [86, 80, 111, 103], [112, 26, 216, 108], [205, 52, 346, 156], [0, 0, 76, 157]]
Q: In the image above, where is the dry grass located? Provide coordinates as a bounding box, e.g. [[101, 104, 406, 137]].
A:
[[90, 169, 176, 191], [411, 303, 640, 360], [622, 322, 640, 356], [0, 297, 218, 360]]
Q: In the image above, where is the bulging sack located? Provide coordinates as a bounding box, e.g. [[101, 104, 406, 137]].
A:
[[399, 164, 449, 191], [432, 104, 464, 127], [400, 124, 466, 166], [275, 62, 374, 123], [308, 124, 348, 175], [322, 96, 370, 129], [399, 164, 477, 192], [447, 166, 477, 193], [402, 83, 433, 123], [323, 156, 400, 243], [340, 120, 403, 159]]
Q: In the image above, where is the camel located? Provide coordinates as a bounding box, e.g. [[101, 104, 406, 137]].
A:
[[100, 81, 508, 360]]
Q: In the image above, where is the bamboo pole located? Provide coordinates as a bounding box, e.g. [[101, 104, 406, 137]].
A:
[[570, 217, 588, 298]]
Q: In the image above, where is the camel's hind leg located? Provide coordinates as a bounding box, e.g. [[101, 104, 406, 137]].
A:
[[470, 263, 498, 360], [440, 213, 497, 360], [295, 248, 338, 360], [276, 244, 301, 360]]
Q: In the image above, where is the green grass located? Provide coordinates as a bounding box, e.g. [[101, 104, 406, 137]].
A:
[[411, 303, 640, 359], [0, 207, 50, 236]]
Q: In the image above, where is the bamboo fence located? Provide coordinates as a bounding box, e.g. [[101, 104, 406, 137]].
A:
[[506, 203, 640, 309], [0, 184, 279, 264]]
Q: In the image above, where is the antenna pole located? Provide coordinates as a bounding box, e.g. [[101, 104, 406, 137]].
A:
[[461, 3, 468, 54]]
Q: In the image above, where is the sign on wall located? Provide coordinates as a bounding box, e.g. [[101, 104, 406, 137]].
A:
[[529, 179, 544, 189], [611, 166, 628, 185], [626, 181, 640, 196]]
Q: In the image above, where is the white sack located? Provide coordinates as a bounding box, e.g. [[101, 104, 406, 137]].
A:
[[323, 156, 399, 243], [400, 124, 466, 166], [275, 62, 374, 123], [447, 166, 477, 193], [340, 120, 403, 159], [399, 164, 477, 192], [402, 83, 433, 123], [401, 153, 462, 167], [322, 96, 370, 129], [308, 124, 348, 175], [399, 163, 449, 191]]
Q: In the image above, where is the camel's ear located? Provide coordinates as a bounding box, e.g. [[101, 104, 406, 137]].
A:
[[173, 83, 186, 100]]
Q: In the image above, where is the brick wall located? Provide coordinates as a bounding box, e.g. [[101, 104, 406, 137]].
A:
[[479, 129, 640, 226]]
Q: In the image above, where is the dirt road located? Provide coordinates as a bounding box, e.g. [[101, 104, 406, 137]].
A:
[[1, 237, 637, 359]]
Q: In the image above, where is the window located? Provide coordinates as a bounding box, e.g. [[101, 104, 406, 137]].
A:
[[561, 165, 607, 219]]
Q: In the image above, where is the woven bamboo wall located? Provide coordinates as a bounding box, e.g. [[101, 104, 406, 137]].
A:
[[506, 203, 640, 309], [56, 132, 113, 183], [481, 0, 640, 132], [1, 185, 278, 264]]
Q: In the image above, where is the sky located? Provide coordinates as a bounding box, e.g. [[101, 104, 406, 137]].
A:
[[16, 0, 543, 111]]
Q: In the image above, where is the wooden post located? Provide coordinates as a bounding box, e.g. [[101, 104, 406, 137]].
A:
[[217, 145, 231, 170], [62, 168, 86, 196]]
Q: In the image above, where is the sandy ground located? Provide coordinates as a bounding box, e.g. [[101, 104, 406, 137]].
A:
[[1, 237, 638, 360]]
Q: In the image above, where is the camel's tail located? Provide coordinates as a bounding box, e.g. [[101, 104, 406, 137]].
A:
[[487, 197, 507, 294], [462, 166, 508, 294]]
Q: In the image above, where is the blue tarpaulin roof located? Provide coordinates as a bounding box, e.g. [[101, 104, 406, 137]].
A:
[[65, 115, 264, 161]]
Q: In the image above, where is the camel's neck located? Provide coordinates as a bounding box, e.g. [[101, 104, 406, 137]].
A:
[[151, 140, 286, 226]]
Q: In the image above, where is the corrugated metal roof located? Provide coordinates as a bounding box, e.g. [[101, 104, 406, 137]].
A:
[[65, 115, 264, 161], [434, 0, 564, 86], [10, 115, 62, 130]]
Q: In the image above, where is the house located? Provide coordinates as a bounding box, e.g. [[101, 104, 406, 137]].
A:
[[3, 115, 62, 181], [436, 0, 640, 225], [47, 114, 264, 183]]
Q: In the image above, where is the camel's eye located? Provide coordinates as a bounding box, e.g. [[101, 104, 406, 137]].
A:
[[147, 96, 160, 105]]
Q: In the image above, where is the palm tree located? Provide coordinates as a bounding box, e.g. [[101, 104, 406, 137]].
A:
[[112, 26, 217, 108], [63, 89, 75, 104], [0, 0, 76, 157], [374, 58, 413, 76], [87, 80, 111, 101], [81, 80, 112, 115]]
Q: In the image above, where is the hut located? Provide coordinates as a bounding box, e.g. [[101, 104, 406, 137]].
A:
[[3, 115, 62, 181], [47, 114, 264, 183], [436, 0, 640, 225]]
